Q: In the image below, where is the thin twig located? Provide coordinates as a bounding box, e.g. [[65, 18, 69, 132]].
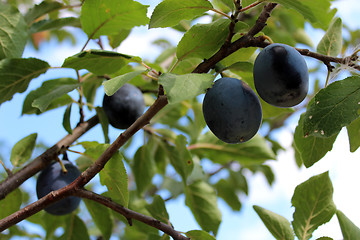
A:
[[75, 189, 190, 240]]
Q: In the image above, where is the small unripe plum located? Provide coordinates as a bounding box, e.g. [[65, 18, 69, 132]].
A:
[[202, 77, 262, 144], [36, 160, 81, 215], [103, 83, 146, 129], [253, 43, 309, 107]]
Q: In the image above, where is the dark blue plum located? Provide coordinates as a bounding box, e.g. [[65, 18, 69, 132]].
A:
[[103, 83, 145, 129], [36, 160, 81, 215], [202, 77, 262, 144], [253, 43, 309, 107]]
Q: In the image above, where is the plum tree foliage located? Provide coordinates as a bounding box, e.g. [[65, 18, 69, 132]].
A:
[[0, 0, 359, 239]]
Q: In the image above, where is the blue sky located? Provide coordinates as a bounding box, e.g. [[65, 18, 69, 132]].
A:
[[1, 0, 360, 239]]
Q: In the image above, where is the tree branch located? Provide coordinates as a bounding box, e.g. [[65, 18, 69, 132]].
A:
[[0, 115, 99, 201], [75, 189, 190, 240], [0, 89, 168, 231]]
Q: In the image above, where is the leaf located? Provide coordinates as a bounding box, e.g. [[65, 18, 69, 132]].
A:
[[62, 49, 141, 75], [103, 70, 146, 96], [176, 19, 230, 61], [253, 205, 294, 240], [95, 107, 110, 144], [303, 76, 360, 138], [99, 147, 128, 207], [60, 214, 90, 240], [159, 73, 214, 103], [30, 17, 81, 34], [185, 230, 216, 240], [108, 29, 132, 49], [291, 172, 336, 240], [190, 132, 276, 165], [63, 104, 72, 134], [24, 1, 63, 24], [336, 210, 360, 240], [215, 179, 241, 211], [32, 84, 79, 112], [80, 0, 149, 39], [22, 78, 76, 115], [272, 0, 336, 29], [149, 0, 213, 28], [132, 146, 156, 195], [317, 18, 342, 56], [145, 195, 170, 224], [0, 58, 50, 105], [10, 133, 37, 168], [347, 117, 360, 152], [163, 135, 194, 183], [185, 180, 222, 235], [0, 188, 22, 219], [0, 4, 28, 59], [316, 237, 333, 240], [84, 199, 113, 240], [83, 143, 128, 207], [82, 74, 103, 109], [294, 114, 338, 168]]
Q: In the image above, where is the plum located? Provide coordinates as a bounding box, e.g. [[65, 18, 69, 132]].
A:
[[202, 77, 262, 143], [36, 160, 81, 215], [103, 83, 145, 129], [253, 43, 309, 107]]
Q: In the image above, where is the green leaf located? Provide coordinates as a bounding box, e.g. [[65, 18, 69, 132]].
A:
[[82, 74, 103, 109], [185, 230, 216, 240], [10, 133, 37, 168], [30, 17, 81, 34], [149, 0, 213, 28], [0, 4, 28, 59], [84, 199, 113, 240], [294, 114, 338, 168], [99, 147, 128, 207], [108, 29, 132, 49], [103, 70, 146, 96], [317, 18, 342, 56], [215, 179, 241, 211], [190, 132, 276, 165], [32, 84, 79, 112], [159, 73, 214, 103], [176, 19, 230, 61], [0, 58, 50, 105], [291, 172, 336, 240], [133, 146, 156, 195], [60, 214, 90, 240], [95, 107, 110, 144], [145, 195, 170, 224], [272, 0, 336, 29], [63, 104, 72, 134], [316, 237, 333, 240], [24, 1, 63, 24], [83, 143, 128, 207], [163, 135, 194, 183], [253, 205, 294, 240], [22, 78, 76, 115], [347, 117, 360, 152], [303, 76, 360, 138], [81, 0, 149, 39], [185, 180, 222, 235], [0, 188, 22, 219], [62, 49, 140, 75], [336, 210, 360, 240]]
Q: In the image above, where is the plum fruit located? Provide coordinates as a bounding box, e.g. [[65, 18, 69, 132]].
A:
[[202, 77, 262, 144], [253, 43, 309, 107], [36, 160, 81, 215], [103, 83, 145, 129]]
